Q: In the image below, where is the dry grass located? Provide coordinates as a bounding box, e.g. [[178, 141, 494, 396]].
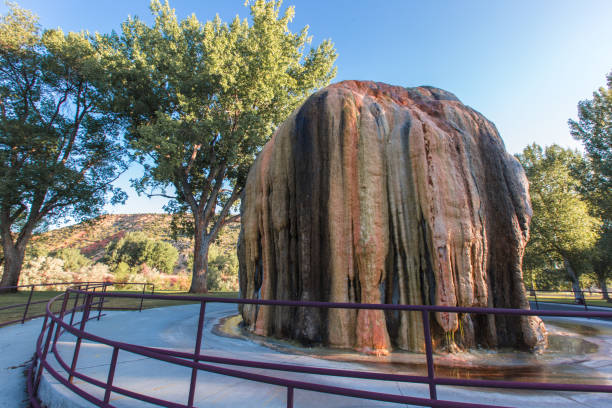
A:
[[528, 292, 612, 308]]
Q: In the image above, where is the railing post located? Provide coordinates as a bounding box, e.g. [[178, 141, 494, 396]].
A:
[[532, 288, 539, 310], [103, 346, 120, 404], [187, 301, 207, 407], [53, 292, 71, 345], [69, 288, 81, 327], [82, 283, 90, 313], [582, 290, 589, 311], [139, 283, 146, 312], [69, 293, 93, 383], [286, 386, 294, 408], [151, 283, 155, 295], [421, 309, 437, 402], [98, 283, 107, 321], [34, 318, 56, 394], [22, 285, 35, 324]]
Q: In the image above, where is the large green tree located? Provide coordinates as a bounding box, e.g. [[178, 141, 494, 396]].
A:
[[569, 70, 612, 300], [0, 5, 126, 291], [107, 0, 336, 292], [517, 144, 601, 302]]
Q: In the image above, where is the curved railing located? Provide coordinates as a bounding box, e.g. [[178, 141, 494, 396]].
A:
[[27, 287, 612, 408], [0, 281, 154, 328]]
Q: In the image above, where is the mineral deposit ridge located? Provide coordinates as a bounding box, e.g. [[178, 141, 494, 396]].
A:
[[238, 80, 547, 354]]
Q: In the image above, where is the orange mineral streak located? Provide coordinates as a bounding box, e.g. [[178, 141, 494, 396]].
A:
[[327, 95, 360, 347], [253, 132, 275, 337], [239, 81, 546, 353], [352, 91, 392, 354]]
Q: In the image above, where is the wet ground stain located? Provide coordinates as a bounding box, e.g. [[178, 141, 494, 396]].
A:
[[215, 314, 612, 386]]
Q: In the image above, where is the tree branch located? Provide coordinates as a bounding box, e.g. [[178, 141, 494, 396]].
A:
[[15, 191, 47, 249], [47, 85, 72, 130], [38, 162, 128, 218], [179, 176, 199, 215], [221, 214, 240, 227], [204, 163, 222, 193], [147, 192, 178, 200], [9, 204, 27, 223], [184, 143, 201, 176], [201, 164, 226, 224], [0, 99, 6, 121], [60, 82, 87, 165], [208, 187, 241, 244]]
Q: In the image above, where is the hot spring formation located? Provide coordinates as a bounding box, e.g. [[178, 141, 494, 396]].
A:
[[237, 80, 547, 354]]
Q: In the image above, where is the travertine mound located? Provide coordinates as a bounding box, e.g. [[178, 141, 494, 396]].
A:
[[238, 80, 546, 353]]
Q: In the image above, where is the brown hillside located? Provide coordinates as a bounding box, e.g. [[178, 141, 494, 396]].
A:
[[29, 214, 239, 272]]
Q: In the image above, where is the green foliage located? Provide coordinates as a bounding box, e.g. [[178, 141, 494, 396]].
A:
[[590, 230, 612, 287], [105, 232, 178, 274], [111, 261, 133, 283], [25, 243, 48, 259], [206, 245, 238, 292], [523, 262, 571, 291], [103, 0, 336, 291], [517, 144, 601, 290], [568, 70, 612, 298], [568, 70, 612, 218], [52, 247, 91, 272], [0, 3, 126, 287], [0, 4, 127, 225]]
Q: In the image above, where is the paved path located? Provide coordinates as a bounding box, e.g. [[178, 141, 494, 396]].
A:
[[0, 317, 43, 408]]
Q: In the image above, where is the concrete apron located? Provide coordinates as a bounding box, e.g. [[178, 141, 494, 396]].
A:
[[0, 317, 43, 408], [37, 304, 612, 408]]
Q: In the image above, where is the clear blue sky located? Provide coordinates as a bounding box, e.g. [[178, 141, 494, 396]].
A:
[[3, 0, 612, 215]]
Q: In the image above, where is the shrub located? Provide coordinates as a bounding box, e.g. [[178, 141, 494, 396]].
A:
[[19, 256, 71, 290], [105, 232, 179, 274], [18, 256, 111, 290], [52, 247, 91, 272], [76, 263, 113, 283], [111, 262, 133, 283], [206, 246, 239, 292]]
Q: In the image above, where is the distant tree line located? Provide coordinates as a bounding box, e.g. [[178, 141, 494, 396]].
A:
[[518, 71, 612, 302]]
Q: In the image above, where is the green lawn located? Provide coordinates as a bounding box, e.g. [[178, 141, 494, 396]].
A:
[[0, 289, 239, 327]]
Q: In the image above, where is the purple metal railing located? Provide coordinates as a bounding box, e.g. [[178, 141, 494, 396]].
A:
[[27, 287, 612, 408], [0, 281, 154, 328]]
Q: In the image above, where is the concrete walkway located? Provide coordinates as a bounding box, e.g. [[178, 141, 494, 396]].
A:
[[27, 303, 612, 408], [0, 317, 43, 408]]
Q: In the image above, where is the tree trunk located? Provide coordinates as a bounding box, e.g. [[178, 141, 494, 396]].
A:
[[189, 219, 210, 293], [562, 256, 585, 304], [598, 277, 611, 302], [0, 241, 26, 293]]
